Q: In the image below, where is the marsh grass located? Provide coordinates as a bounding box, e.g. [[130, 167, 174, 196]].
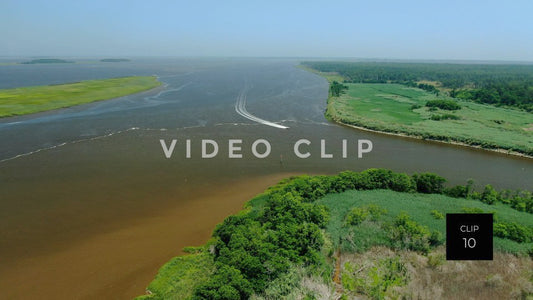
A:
[[326, 83, 533, 155], [0, 76, 161, 117], [136, 251, 215, 300], [317, 189, 533, 255], [341, 247, 533, 299]]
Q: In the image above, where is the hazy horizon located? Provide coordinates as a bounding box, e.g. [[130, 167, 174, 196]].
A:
[[2, 0, 533, 61]]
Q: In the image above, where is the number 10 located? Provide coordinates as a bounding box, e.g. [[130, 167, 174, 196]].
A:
[[463, 237, 476, 248]]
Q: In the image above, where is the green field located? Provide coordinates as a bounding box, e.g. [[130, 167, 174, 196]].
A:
[[0, 76, 161, 117], [318, 189, 533, 255], [326, 83, 533, 156]]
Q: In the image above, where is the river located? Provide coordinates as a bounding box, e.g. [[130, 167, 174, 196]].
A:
[[0, 58, 531, 299]]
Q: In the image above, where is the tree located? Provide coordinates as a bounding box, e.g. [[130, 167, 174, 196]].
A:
[[412, 173, 446, 194], [481, 184, 499, 204]]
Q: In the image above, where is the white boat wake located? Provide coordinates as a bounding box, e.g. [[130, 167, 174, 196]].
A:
[[235, 86, 289, 129]]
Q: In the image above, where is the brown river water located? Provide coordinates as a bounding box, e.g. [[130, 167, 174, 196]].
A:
[[0, 58, 531, 299]]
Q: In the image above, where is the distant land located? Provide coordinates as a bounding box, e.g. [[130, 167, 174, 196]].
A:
[[100, 58, 131, 62], [0, 76, 161, 117], [20, 58, 74, 64], [301, 62, 533, 157]]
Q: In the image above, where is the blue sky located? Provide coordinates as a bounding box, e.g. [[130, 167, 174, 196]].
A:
[[2, 0, 532, 60]]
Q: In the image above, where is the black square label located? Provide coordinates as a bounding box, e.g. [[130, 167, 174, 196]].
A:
[[446, 213, 493, 260]]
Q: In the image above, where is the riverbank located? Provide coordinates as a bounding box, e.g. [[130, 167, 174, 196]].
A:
[[335, 117, 533, 159], [0, 76, 161, 117], [302, 66, 533, 158], [137, 169, 533, 299]]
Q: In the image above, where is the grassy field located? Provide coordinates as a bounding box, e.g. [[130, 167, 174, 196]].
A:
[[317, 189, 533, 255], [0, 76, 161, 117], [326, 83, 533, 156]]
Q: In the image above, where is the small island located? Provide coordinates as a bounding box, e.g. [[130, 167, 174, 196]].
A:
[[20, 58, 74, 64], [0, 76, 161, 117], [100, 58, 131, 62]]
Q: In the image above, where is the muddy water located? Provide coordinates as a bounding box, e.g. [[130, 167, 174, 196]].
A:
[[0, 58, 532, 299]]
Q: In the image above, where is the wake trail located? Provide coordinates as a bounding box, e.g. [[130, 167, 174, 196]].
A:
[[234, 86, 289, 129]]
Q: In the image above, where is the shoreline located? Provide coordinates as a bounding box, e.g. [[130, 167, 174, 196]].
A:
[[0, 171, 296, 299], [298, 65, 532, 160], [0, 83, 166, 124], [0, 76, 162, 118], [330, 116, 533, 159]]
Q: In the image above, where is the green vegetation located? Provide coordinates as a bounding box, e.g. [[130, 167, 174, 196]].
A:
[[0, 76, 161, 117], [100, 58, 131, 62], [20, 58, 73, 64], [319, 189, 532, 255], [388, 212, 442, 254], [138, 169, 533, 299], [425, 99, 461, 110], [192, 190, 330, 299], [412, 173, 446, 194], [322, 83, 533, 156], [339, 247, 532, 299], [342, 256, 409, 299], [494, 222, 533, 243], [430, 209, 444, 219], [303, 61, 533, 155], [345, 204, 387, 226], [329, 81, 348, 97], [429, 113, 461, 121], [303, 61, 533, 111], [136, 251, 215, 300]]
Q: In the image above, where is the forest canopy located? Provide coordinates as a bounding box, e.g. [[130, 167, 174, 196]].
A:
[[303, 62, 533, 112]]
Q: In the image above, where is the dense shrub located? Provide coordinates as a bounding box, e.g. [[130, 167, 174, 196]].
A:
[[342, 257, 409, 299], [412, 173, 446, 194], [505, 190, 533, 213], [493, 222, 533, 243], [481, 184, 499, 205], [430, 113, 460, 121], [388, 212, 438, 254], [366, 204, 388, 221], [193, 264, 254, 299], [444, 185, 468, 198], [425, 99, 461, 110], [196, 182, 331, 296], [330, 81, 348, 97], [389, 173, 416, 193], [345, 207, 369, 226], [430, 210, 444, 220], [345, 204, 388, 226]]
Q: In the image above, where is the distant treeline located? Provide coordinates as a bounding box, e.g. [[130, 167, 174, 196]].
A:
[[20, 58, 73, 64], [19, 58, 132, 64], [451, 83, 533, 111], [303, 62, 533, 112], [100, 58, 130, 62]]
